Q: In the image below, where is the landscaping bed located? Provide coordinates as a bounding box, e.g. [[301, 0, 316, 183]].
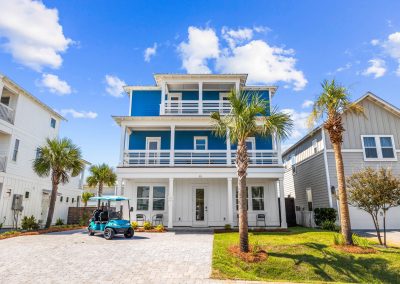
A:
[[0, 225, 85, 240], [212, 227, 400, 283]]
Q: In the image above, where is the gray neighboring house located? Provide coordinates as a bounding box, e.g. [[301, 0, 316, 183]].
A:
[[283, 92, 400, 230]]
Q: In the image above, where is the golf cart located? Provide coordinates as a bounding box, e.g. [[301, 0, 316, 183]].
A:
[[87, 196, 133, 240]]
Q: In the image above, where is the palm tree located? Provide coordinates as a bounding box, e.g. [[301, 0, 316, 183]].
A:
[[211, 90, 293, 252], [86, 163, 117, 208], [308, 80, 364, 245], [33, 138, 84, 228], [81, 192, 94, 207]]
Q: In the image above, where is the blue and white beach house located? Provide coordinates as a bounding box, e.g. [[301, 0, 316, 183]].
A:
[[113, 74, 287, 228]]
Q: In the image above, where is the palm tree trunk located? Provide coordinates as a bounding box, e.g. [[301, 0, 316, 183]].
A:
[[237, 141, 249, 252], [46, 173, 59, 228], [332, 142, 353, 245], [97, 182, 103, 208]]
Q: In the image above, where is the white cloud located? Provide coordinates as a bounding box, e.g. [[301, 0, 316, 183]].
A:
[[144, 43, 157, 62], [362, 59, 386, 78], [177, 26, 219, 73], [39, 73, 71, 95], [301, 100, 314, 109], [105, 75, 126, 98], [222, 27, 254, 48], [60, 109, 97, 119], [282, 108, 312, 140], [0, 0, 72, 71], [371, 39, 380, 46]]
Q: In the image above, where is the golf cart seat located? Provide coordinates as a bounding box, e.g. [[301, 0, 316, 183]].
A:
[[109, 211, 120, 220], [99, 211, 109, 222], [93, 209, 103, 222]]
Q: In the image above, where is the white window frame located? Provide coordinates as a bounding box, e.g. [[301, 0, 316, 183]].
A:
[[167, 93, 182, 114], [145, 137, 161, 165], [167, 92, 182, 101], [219, 92, 230, 101], [235, 184, 265, 212], [135, 184, 168, 212], [194, 136, 208, 150], [361, 135, 397, 161], [12, 138, 19, 162], [291, 154, 296, 175], [306, 187, 313, 211], [312, 139, 318, 154], [146, 137, 161, 151]]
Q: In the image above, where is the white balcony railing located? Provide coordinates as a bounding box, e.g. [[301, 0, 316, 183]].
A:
[[123, 150, 279, 167], [161, 100, 231, 115], [0, 103, 15, 124]]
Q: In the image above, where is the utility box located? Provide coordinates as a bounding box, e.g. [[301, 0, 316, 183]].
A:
[[12, 194, 23, 211]]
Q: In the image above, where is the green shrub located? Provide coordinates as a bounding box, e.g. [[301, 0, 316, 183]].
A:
[[21, 215, 39, 231], [251, 240, 261, 256], [143, 221, 152, 230], [155, 224, 165, 232], [352, 234, 370, 248], [224, 224, 231, 230], [131, 221, 139, 229], [321, 220, 339, 232], [1, 230, 19, 236], [55, 218, 64, 226], [79, 211, 90, 226], [314, 208, 337, 226], [333, 233, 345, 246]]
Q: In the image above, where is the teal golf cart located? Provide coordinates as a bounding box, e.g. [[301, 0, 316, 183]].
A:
[[87, 196, 133, 240]]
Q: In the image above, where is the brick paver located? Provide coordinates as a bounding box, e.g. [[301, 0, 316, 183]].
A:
[[0, 229, 215, 283]]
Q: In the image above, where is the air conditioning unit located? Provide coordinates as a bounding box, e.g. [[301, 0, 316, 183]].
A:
[[12, 194, 23, 211]]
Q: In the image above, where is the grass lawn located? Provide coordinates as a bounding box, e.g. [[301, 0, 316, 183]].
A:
[[212, 227, 400, 283]]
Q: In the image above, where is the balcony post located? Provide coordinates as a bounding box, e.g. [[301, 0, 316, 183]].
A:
[[226, 128, 231, 165], [227, 177, 234, 226], [199, 81, 203, 115], [170, 125, 175, 166], [168, 178, 174, 228], [120, 125, 127, 166], [161, 81, 166, 115], [276, 133, 282, 164], [279, 178, 287, 228], [0, 80, 4, 98], [235, 81, 240, 94]]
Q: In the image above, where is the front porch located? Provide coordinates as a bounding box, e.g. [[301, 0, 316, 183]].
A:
[[120, 176, 287, 229]]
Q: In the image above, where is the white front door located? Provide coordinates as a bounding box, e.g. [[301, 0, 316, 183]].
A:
[[192, 187, 208, 227], [168, 93, 181, 114], [146, 137, 161, 165]]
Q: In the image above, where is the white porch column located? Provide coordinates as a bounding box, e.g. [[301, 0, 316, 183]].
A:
[[226, 128, 231, 165], [227, 177, 234, 226], [119, 125, 127, 166], [168, 178, 174, 228], [161, 81, 166, 115], [276, 133, 282, 164], [278, 178, 287, 228], [199, 81, 203, 114], [235, 81, 240, 93], [170, 125, 175, 166], [0, 80, 4, 98]]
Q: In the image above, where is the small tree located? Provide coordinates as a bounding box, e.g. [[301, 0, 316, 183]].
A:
[[347, 167, 400, 247], [81, 192, 94, 207], [86, 163, 117, 208]]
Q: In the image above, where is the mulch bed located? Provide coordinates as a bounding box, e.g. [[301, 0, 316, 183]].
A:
[[0, 225, 85, 240], [133, 228, 167, 233], [333, 245, 377, 254], [228, 245, 269, 263]]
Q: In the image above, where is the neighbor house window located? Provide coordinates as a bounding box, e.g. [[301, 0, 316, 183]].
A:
[[137, 186, 150, 210], [152, 186, 166, 211], [12, 139, 19, 161], [35, 147, 41, 159], [194, 137, 207, 150], [25, 191, 30, 199], [362, 136, 396, 160], [50, 118, 56, 128], [251, 186, 264, 211], [1, 96, 10, 106], [312, 139, 318, 154], [306, 188, 313, 211], [235, 187, 249, 211], [291, 155, 296, 174]]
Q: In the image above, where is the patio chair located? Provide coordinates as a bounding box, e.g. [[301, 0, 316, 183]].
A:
[[136, 214, 146, 225], [256, 214, 266, 227], [152, 214, 163, 226]]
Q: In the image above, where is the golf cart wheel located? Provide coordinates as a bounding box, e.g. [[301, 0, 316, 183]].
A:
[[124, 228, 134, 239], [104, 228, 114, 240], [88, 228, 95, 236]]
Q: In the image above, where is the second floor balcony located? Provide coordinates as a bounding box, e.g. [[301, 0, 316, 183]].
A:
[[161, 100, 231, 115]]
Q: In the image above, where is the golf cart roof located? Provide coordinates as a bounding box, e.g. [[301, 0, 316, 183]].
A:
[[89, 196, 130, 201]]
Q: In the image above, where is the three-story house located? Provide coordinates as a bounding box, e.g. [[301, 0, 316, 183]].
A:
[[114, 74, 287, 228]]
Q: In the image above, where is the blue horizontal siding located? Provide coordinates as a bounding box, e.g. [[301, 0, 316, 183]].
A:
[[129, 131, 170, 150], [175, 130, 226, 150], [231, 135, 273, 150], [131, 90, 161, 116]]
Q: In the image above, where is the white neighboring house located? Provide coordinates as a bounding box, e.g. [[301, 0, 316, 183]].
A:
[[113, 73, 287, 229], [0, 75, 88, 228], [283, 92, 400, 230]]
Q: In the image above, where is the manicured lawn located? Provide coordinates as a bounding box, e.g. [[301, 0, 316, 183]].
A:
[[212, 227, 400, 283]]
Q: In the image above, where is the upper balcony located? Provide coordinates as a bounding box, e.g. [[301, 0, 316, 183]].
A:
[[0, 85, 17, 125]]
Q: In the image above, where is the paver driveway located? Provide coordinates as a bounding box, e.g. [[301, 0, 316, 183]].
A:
[[0, 229, 214, 283]]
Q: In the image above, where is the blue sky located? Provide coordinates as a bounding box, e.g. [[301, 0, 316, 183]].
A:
[[1, 0, 400, 166]]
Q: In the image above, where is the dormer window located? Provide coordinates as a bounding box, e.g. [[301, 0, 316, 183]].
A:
[[362, 135, 396, 161]]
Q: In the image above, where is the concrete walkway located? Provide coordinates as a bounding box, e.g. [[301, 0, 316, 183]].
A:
[[354, 230, 400, 246], [0, 229, 216, 283]]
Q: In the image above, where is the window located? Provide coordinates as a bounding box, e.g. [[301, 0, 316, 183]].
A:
[[362, 135, 396, 160], [12, 139, 19, 162], [1, 96, 10, 106], [194, 137, 207, 150], [25, 191, 30, 199], [235, 187, 248, 211], [312, 139, 318, 154], [50, 118, 56, 129], [60, 196, 63, 202], [251, 186, 264, 211], [152, 186, 166, 211], [137, 186, 150, 210], [35, 147, 41, 159], [291, 155, 296, 174], [245, 137, 256, 150], [306, 188, 313, 211]]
